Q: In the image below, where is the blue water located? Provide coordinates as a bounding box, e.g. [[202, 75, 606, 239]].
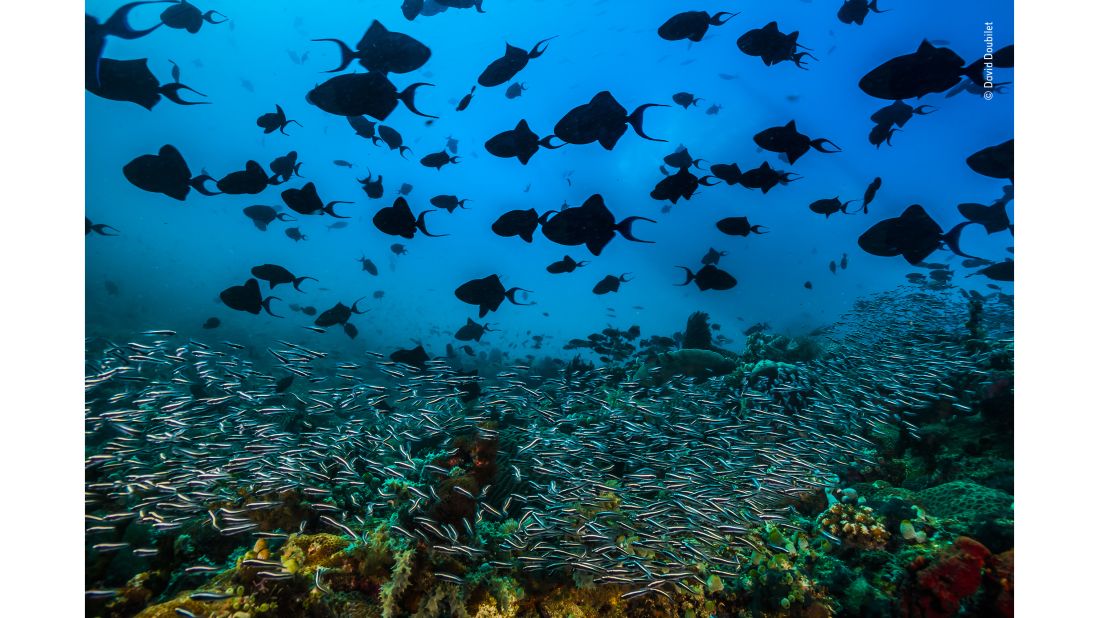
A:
[[86, 0, 1014, 358]]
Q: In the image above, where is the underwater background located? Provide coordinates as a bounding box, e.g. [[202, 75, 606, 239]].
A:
[[85, 0, 1015, 616]]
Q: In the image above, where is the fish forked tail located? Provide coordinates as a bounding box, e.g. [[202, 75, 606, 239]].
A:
[[399, 83, 438, 118], [280, 120, 302, 135], [537, 210, 557, 225], [838, 200, 859, 215], [313, 38, 360, 73], [276, 213, 297, 222], [810, 138, 842, 153], [779, 171, 803, 185], [700, 163, 741, 186], [398, 146, 412, 159], [529, 35, 558, 59], [941, 221, 984, 260], [261, 296, 284, 318], [710, 12, 739, 25], [627, 104, 669, 142], [102, 1, 170, 40], [913, 105, 936, 115], [792, 51, 817, 70], [90, 223, 121, 236], [618, 273, 634, 283], [203, 10, 228, 24], [750, 225, 769, 234], [617, 216, 656, 243], [505, 287, 535, 306], [160, 82, 209, 105], [351, 297, 370, 314], [962, 44, 1013, 85], [867, 0, 889, 13], [323, 200, 352, 218], [538, 135, 564, 149], [674, 266, 696, 286], [416, 210, 448, 237], [190, 175, 221, 195], [292, 276, 317, 292]]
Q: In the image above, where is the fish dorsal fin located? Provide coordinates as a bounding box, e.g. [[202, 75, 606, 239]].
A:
[[301, 182, 318, 200], [158, 144, 184, 163], [590, 91, 615, 106], [246, 160, 264, 174], [917, 39, 937, 55], [785, 119, 797, 130], [582, 194, 605, 212], [763, 21, 778, 32]]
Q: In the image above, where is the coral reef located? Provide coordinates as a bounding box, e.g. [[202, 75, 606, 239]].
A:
[[897, 536, 1005, 618]]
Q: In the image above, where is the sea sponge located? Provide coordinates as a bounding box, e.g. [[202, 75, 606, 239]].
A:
[[898, 536, 991, 618], [683, 311, 714, 350]]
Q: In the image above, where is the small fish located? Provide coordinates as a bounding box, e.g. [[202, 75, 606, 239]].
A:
[[546, 255, 588, 274], [333, 159, 353, 168], [420, 149, 460, 170], [716, 216, 768, 236], [672, 92, 702, 108], [285, 227, 307, 242], [456, 86, 475, 111], [593, 273, 632, 295], [358, 256, 379, 275], [190, 591, 235, 601], [701, 248, 727, 265], [202, 317, 221, 329], [504, 82, 527, 99], [862, 177, 883, 213], [675, 264, 737, 291]]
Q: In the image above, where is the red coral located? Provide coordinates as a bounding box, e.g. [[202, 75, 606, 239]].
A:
[[899, 536, 991, 618]]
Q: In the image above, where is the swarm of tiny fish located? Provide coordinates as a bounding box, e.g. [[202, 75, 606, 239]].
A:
[[85, 287, 1009, 614]]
